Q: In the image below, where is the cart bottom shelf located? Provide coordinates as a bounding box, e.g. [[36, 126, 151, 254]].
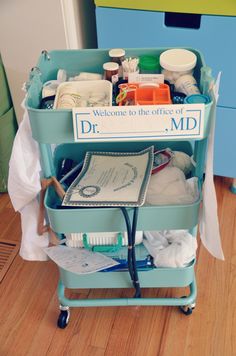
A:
[[59, 259, 195, 289], [56, 263, 197, 328], [58, 260, 196, 305]]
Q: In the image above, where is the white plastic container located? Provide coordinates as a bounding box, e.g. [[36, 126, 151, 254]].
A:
[[160, 49, 197, 84], [53, 80, 112, 109], [174, 74, 200, 95], [66, 231, 143, 248]]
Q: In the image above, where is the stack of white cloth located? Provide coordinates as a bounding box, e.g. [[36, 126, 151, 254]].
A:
[[145, 166, 199, 206], [143, 230, 197, 268]]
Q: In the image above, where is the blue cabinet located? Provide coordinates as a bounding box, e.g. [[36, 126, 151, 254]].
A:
[[96, 7, 236, 178]]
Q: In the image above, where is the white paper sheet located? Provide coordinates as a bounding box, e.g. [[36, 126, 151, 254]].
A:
[[43, 245, 119, 274]]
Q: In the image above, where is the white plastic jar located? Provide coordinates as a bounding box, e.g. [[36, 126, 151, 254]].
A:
[[160, 49, 197, 84]]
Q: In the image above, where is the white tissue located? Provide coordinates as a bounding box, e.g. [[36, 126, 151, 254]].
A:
[[144, 230, 197, 268], [145, 167, 199, 205], [169, 150, 194, 175]]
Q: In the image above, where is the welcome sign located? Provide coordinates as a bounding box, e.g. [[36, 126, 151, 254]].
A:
[[73, 104, 205, 142]]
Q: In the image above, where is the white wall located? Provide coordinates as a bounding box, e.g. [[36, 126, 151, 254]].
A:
[[0, 0, 97, 122]]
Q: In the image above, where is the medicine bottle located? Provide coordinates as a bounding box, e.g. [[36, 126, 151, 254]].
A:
[[160, 49, 197, 84], [109, 48, 126, 77], [103, 62, 119, 84]]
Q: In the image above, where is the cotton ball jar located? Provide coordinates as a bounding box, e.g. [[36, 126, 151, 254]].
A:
[[160, 48, 197, 84]]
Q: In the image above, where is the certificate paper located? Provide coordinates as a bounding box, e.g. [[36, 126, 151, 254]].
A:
[[62, 146, 154, 207], [44, 246, 119, 274]]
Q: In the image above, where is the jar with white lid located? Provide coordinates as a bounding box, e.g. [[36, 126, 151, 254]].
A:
[[103, 62, 119, 84], [160, 49, 197, 84], [109, 48, 126, 78]]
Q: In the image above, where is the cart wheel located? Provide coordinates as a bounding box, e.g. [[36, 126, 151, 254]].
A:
[[179, 297, 196, 316], [57, 306, 70, 329], [179, 305, 193, 315]]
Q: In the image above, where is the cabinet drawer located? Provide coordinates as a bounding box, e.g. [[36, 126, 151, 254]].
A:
[[95, 1, 236, 16], [214, 106, 236, 178]]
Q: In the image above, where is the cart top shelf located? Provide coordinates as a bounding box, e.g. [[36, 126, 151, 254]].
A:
[[25, 48, 214, 144]]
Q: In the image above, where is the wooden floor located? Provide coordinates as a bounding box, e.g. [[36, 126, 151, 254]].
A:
[[0, 176, 235, 356]]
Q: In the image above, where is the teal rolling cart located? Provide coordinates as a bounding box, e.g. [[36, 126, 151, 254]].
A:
[[26, 48, 215, 328]]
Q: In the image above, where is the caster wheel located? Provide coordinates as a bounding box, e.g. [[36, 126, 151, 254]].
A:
[[179, 296, 196, 316], [230, 185, 236, 194], [230, 179, 236, 194], [57, 306, 70, 329], [179, 305, 193, 315]]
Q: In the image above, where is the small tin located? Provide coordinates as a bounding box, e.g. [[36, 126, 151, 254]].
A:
[[184, 94, 211, 104]]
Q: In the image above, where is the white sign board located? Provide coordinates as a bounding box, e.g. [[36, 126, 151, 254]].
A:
[[73, 104, 205, 142]]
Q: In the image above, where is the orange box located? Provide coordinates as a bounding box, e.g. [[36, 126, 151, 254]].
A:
[[117, 83, 172, 106], [135, 83, 172, 105]]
